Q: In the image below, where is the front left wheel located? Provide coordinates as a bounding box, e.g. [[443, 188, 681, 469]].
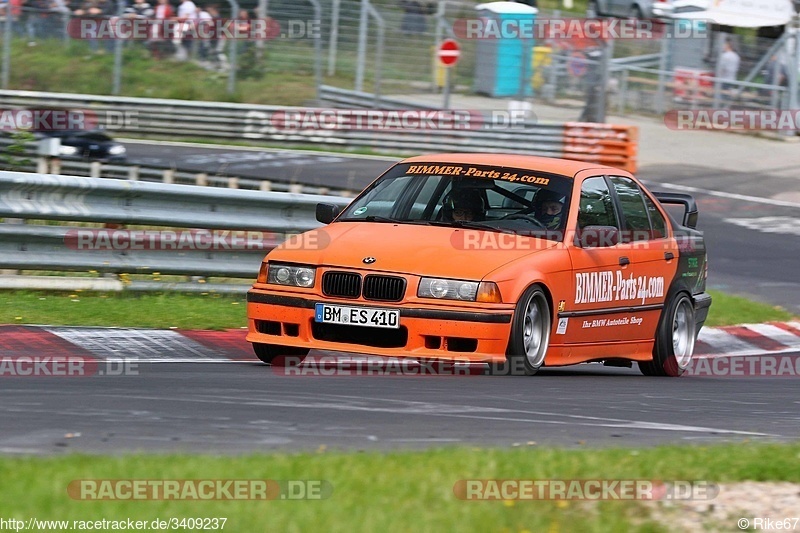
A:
[[489, 285, 551, 376], [253, 343, 310, 365]]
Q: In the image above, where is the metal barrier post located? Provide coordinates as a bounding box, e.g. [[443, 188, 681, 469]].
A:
[[1, 6, 11, 89], [112, 0, 125, 95], [788, 24, 799, 118], [328, 0, 340, 76], [309, 0, 322, 102], [655, 28, 670, 114], [355, 0, 368, 92], [226, 0, 239, 94], [597, 39, 612, 122], [366, 2, 384, 107]]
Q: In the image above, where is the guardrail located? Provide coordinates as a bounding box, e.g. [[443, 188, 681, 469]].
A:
[[0, 88, 639, 173], [0, 141, 361, 197], [0, 171, 351, 283]]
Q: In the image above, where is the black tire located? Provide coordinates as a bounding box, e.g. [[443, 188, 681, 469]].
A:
[[640, 293, 696, 377], [489, 285, 551, 376], [252, 343, 309, 365]]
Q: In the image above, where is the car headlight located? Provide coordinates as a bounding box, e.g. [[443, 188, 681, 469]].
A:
[[108, 145, 126, 155], [59, 145, 78, 155], [267, 263, 316, 288], [418, 277, 479, 301]]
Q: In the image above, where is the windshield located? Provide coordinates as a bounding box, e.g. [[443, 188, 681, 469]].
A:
[[337, 163, 573, 241]]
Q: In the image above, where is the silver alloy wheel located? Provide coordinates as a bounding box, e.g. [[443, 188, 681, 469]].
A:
[[672, 298, 695, 369], [523, 292, 550, 368]]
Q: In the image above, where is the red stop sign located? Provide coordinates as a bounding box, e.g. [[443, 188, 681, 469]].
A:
[[438, 39, 461, 67]]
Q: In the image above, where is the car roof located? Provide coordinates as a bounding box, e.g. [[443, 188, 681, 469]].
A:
[[399, 154, 624, 178]]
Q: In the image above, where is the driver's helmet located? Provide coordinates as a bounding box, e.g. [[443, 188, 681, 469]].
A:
[[442, 188, 486, 222], [533, 189, 565, 229]]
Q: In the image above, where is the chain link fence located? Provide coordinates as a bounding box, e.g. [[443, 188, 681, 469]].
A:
[[1, 0, 798, 124]]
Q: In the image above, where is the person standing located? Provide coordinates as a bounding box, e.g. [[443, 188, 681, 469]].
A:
[[149, 0, 173, 59], [175, 0, 196, 60], [718, 38, 740, 101]]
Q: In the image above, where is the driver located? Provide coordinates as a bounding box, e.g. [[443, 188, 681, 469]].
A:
[[443, 188, 486, 222], [533, 190, 565, 230]]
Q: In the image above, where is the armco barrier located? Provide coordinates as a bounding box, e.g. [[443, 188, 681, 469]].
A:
[[0, 88, 638, 174], [0, 171, 351, 279]]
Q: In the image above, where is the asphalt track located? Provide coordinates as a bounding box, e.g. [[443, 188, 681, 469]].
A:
[[2, 358, 800, 454], [1, 143, 797, 455], [123, 140, 395, 191]]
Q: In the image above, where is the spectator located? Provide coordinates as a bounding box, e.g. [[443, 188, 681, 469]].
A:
[[73, 0, 114, 51], [175, 0, 196, 60], [764, 54, 788, 87], [400, 0, 426, 35], [125, 0, 153, 18], [0, 0, 23, 35], [196, 3, 215, 62], [236, 8, 250, 50], [149, 0, 173, 59], [718, 38, 740, 98]]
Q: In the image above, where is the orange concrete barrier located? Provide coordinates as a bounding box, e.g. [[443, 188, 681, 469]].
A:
[[562, 123, 638, 173]]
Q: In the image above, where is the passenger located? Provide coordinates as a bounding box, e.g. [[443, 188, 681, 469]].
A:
[[443, 188, 486, 222]]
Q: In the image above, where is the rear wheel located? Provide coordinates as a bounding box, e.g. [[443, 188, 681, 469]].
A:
[[639, 293, 696, 377], [252, 343, 309, 365], [489, 286, 550, 376]]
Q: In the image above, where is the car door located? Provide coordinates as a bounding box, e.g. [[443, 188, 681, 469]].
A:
[[564, 173, 676, 345], [563, 174, 627, 346], [605, 175, 678, 341]]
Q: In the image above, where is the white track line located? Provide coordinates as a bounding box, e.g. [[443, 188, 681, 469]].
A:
[[654, 182, 800, 209]]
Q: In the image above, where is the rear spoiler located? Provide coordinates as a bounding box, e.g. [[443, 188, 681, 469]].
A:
[[652, 192, 698, 229]]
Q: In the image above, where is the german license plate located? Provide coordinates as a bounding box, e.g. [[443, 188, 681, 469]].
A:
[[314, 303, 400, 329]]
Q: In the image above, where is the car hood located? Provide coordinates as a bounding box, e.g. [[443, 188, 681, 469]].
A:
[[268, 222, 559, 280]]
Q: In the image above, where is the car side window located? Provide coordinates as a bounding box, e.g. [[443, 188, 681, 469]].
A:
[[578, 177, 618, 230], [610, 176, 651, 242], [642, 194, 667, 239]]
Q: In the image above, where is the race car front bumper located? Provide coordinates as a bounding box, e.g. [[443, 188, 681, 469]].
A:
[[246, 290, 515, 363]]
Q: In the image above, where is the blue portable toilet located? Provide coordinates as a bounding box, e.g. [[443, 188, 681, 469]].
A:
[[473, 1, 537, 97]]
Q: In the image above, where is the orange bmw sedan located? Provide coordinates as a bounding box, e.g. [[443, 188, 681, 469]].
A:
[[247, 154, 711, 376]]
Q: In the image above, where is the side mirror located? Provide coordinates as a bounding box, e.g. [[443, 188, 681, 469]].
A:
[[316, 203, 340, 224], [577, 225, 619, 248]]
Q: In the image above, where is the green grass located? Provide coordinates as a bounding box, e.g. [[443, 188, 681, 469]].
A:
[[0, 289, 795, 330], [704, 289, 796, 328], [0, 443, 798, 532], [0, 291, 246, 330], [7, 39, 349, 105]]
